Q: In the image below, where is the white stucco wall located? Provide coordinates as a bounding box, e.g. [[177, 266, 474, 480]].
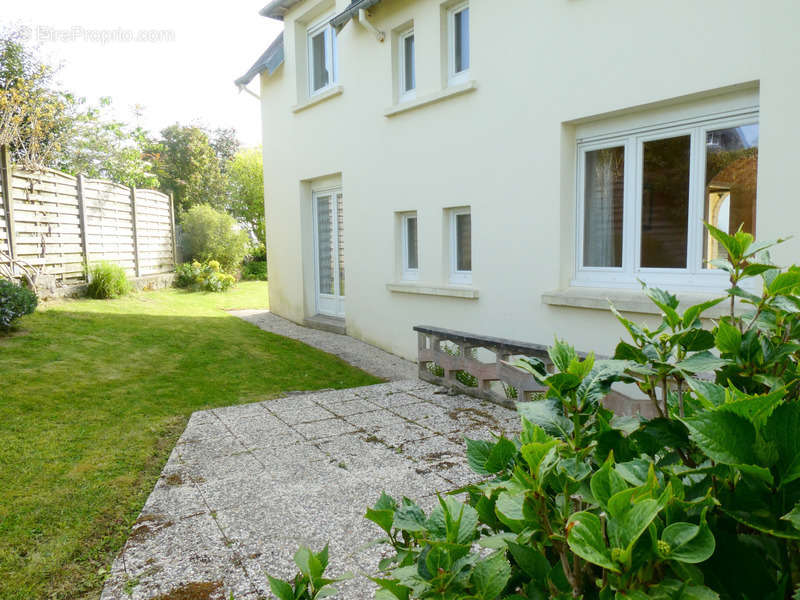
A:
[[258, 0, 800, 361]]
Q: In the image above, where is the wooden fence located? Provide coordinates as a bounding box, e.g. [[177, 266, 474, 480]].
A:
[[0, 145, 177, 286]]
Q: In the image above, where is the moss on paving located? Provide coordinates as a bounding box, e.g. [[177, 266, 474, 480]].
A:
[[0, 282, 381, 599]]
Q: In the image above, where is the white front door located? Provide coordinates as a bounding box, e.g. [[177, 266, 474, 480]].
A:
[[312, 189, 345, 318]]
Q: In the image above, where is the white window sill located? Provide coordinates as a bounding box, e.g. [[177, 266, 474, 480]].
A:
[[542, 287, 736, 317], [386, 282, 479, 299], [384, 80, 477, 117], [293, 85, 344, 113]]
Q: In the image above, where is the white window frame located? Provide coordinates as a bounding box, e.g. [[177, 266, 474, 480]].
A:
[[307, 18, 338, 97], [401, 212, 419, 281], [447, 2, 470, 86], [450, 207, 472, 285], [574, 107, 759, 291], [398, 27, 416, 102]]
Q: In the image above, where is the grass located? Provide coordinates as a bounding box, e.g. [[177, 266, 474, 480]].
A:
[[0, 282, 381, 599]]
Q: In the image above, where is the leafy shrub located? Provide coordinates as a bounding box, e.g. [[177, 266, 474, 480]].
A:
[[267, 545, 350, 600], [86, 262, 132, 299], [274, 224, 800, 599], [249, 242, 267, 262], [0, 278, 37, 331], [180, 204, 249, 272], [175, 260, 235, 293], [241, 260, 267, 281]]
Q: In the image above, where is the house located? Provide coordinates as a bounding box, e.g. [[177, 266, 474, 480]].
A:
[[236, 0, 800, 362]]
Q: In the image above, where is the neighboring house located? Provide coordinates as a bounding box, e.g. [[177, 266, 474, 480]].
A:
[[236, 0, 800, 361]]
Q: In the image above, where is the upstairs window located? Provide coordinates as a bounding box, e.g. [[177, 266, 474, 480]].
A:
[[450, 207, 472, 284], [399, 28, 416, 100], [448, 2, 470, 85], [308, 19, 338, 95], [402, 212, 419, 280], [576, 109, 759, 290]]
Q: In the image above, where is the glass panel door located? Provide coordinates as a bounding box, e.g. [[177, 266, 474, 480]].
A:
[[313, 189, 345, 317]]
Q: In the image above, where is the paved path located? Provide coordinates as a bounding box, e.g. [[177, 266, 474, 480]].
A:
[[100, 381, 520, 599], [230, 310, 418, 382]]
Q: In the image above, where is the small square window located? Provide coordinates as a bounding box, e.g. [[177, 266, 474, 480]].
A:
[[308, 20, 338, 96], [450, 208, 471, 284], [448, 3, 469, 85], [399, 28, 416, 100], [402, 213, 419, 280]]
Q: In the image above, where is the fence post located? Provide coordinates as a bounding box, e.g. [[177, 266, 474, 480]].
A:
[[0, 144, 17, 262], [129, 187, 141, 278], [76, 174, 91, 281], [168, 192, 178, 269]]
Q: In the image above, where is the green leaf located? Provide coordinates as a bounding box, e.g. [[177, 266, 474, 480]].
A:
[[682, 411, 756, 466], [425, 544, 452, 574], [370, 577, 411, 600], [591, 454, 628, 510], [266, 574, 294, 600], [661, 520, 715, 563], [485, 437, 517, 473], [768, 271, 800, 296], [471, 551, 512, 600], [520, 440, 559, 477], [506, 541, 550, 581], [765, 402, 800, 486], [685, 377, 726, 408], [294, 546, 323, 580], [680, 329, 716, 352], [705, 222, 742, 260], [718, 388, 784, 428], [393, 500, 428, 532], [617, 497, 662, 550], [683, 297, 725, 326], [781, 503, 800, 532], [673, 351, 729, 374], [566, 511, 618, 572], [494, 491, 526, 533], [549, 338, 577, 373], [516, 399, 574, 439], [366, 492, 398, 535], [715, 320, 742, 355], [465, 438, 493, 476]]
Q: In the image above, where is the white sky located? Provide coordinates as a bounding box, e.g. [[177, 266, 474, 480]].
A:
[[2, 1, 284, 147]]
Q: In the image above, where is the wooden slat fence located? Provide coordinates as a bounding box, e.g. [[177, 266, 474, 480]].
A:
[[0, 148, 176, 285]]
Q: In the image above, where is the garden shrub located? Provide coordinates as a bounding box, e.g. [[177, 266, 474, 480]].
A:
[[0, 278, 37, 331], [86, 262, 132, 299], [277, 224, 800, 600], [180, 204, 249, 272], [241, 260, 267, 281], [175, 260, 235, 292]]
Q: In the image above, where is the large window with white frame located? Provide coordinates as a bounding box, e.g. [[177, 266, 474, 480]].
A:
[[398, 27, 416, 101], [307, 18, 338, 96], [447, 2, 469, 86], [575, 108, 759, 290], [450, 207, 472, 284], [401, 212, 419, 280]]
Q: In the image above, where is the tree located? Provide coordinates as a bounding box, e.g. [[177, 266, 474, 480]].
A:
[[150, 124, 227, 214], [227, 147, 265, 246], [0, 27, 75, 169], [56, 97, 158, 187], [180, 204, 250, 271]]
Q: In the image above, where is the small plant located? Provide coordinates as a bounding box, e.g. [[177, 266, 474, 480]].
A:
[[175, 260, 235, 293], [86, 262, 132, 299], [501, 382, 518, 399], [267, 545, 351, 600], [0, 278, 37, 331], [241, 260, 267, 281]]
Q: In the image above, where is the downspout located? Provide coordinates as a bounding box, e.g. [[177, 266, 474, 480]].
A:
[[357, 8, 385, 42]]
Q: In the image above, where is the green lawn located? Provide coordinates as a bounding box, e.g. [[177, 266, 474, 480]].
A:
[[0, 282, 381, 599]]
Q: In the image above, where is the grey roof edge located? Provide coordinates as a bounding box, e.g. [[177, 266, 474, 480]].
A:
[[260, 0, 304, 20], [235, 32, 285, 87], [331, 0, 384, 28]]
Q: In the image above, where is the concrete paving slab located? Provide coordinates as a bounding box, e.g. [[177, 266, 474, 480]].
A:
[[102, 381, 520, 598]]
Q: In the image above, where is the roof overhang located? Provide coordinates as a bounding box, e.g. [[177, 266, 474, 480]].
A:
[[235, 31, 285, 87], [259, 0, 305, 20]]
